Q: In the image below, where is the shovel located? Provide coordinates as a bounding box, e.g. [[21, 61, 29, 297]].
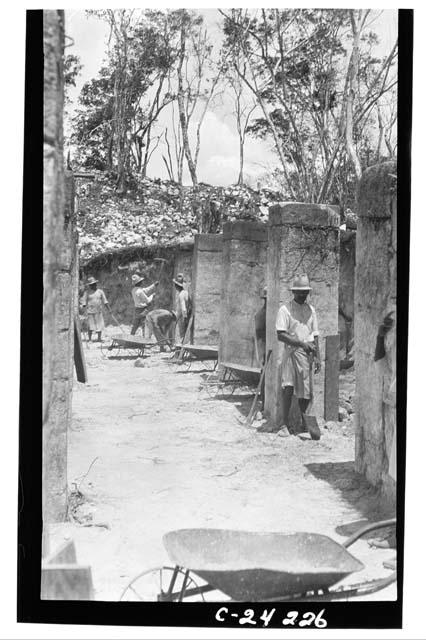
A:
[[109, 311, 125, 334], [302, 356, 321, 441]]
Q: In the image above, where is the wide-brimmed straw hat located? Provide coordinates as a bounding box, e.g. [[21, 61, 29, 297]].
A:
[[290, 274, 312, 291], [86, 276, 98, 286], [173, 273, 185, 288], [132, 274, 144, 285]]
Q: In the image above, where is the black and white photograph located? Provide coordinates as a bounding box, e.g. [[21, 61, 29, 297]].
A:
[[12, 4, 415, 634]]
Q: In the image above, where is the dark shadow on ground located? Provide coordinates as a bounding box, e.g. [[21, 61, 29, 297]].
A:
[[101, 354, 150, 361], [174, 366, 217, 375], [305, 461, 395, 537]]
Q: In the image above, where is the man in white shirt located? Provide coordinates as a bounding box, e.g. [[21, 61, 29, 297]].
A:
[[259, 274, 321, 434], [130, 274, 158, 336], [173, 273, 191, 341]]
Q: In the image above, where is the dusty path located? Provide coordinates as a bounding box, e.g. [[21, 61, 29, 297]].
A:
[[67, 330, 395, 601]]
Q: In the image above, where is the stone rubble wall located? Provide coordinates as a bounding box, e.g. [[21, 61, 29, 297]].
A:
[[354, 161, 397, 505], [76, 174, 283, 261], [265, 203, 340, 429], [219, 221, 267, 367]]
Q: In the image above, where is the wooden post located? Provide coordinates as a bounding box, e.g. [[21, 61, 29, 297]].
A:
[[324, 334, 340, 420], [74, 316, 88, 383]]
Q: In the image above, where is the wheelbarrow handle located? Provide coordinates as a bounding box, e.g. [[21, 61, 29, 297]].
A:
[[343, 518, 396, 549]]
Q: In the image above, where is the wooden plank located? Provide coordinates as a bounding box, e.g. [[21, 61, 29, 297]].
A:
[[324, 334, 340, 421], [74, 316, 88, 383], [221, 362, 261, 375], [41, 564, 94, 600]]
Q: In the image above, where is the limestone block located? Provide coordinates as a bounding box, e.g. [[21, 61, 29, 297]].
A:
[[192, 234, 223, 345], [219, 221, 267, 367], [354, 160, 396, 503]]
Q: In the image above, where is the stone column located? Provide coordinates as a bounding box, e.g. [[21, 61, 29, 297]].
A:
[[219, 221, 267, 367], [192, 234, 223, 345], [43, 10, 68, 523], [355, 161, 396, 504], [264, 203, 340, 428]]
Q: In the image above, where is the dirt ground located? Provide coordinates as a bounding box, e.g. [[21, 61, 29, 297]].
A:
[[64, 327, 396, 602]]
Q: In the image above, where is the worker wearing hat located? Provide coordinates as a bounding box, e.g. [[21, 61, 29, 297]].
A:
[[173, 273, 192, 341], [259, 274, 320, 434], [130, 273, 159, 336], [146, 309, 177, 352], [80, 276, 111, 342]]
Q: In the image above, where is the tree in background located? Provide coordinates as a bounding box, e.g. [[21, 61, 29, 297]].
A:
[[225, 58, 257, 185], [71, 10, 177, 190], [221, 8, 397, 209]]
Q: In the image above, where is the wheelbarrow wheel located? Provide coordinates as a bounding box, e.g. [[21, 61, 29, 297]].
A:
[[101, 341, 119, 358], [202, 376, 223, 398], [172, 356, 192, 372], [119, 566, 205, 602]]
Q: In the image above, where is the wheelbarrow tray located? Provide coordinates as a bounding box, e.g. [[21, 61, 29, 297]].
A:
[[221, 362, 261, 387], [163, 528, 364, 601], [111, 334, 157, 349], [182, 345, 219, 360]]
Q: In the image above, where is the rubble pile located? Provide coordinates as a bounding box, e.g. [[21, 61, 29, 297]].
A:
[[76, 173, 283, 261]]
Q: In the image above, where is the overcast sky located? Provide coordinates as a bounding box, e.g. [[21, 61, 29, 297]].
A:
[[64, 9, 398, 187]]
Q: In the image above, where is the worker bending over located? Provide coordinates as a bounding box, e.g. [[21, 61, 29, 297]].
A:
[[146, 309, 177, 352]]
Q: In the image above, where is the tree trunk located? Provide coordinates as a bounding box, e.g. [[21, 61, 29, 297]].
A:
[[177, 22, 198, 186], [237, 137, 244, 185], [345, 11, 363, 182]]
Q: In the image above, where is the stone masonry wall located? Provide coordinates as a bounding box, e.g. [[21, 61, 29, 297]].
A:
[[355, 161, 397, 505], [219, 221, 267, 367], [81, 243, 193, 324], [265, 203, 340, 428], [192, 234, 223, 345], [43, 10, 69, 523]]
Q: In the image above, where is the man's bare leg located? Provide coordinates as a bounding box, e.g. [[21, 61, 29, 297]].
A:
[[282, 386, 294, 427], [275, 386, 295, 436]]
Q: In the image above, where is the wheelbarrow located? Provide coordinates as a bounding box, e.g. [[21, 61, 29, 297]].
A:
[[100, 334, 157, 359], [200, 361, 261, 398], [119, 519, 396, 602], [170, 344, 219, 372]]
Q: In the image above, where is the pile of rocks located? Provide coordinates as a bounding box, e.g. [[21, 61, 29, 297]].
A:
[[76, 173, 282, 261]]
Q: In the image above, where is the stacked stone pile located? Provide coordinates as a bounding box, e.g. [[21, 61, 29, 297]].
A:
[[76, 172, 282, 261]]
